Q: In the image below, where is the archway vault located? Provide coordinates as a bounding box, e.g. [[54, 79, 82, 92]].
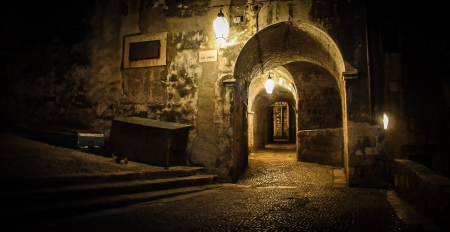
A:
[[234, 21, 345, 89], [230, 21, 348, 181]]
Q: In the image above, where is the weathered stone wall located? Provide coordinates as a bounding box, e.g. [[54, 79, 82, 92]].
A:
[[298, 128, 343, 167], [394, 159, 450, 228], [1, 0, 396, 186], [284, 62, 342, 130], [0, 1, 96, 129], [347, 121, 391, 187]]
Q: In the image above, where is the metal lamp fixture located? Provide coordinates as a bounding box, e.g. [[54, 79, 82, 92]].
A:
[[213, 8, 229, 40], [264, 71, 274, 94]]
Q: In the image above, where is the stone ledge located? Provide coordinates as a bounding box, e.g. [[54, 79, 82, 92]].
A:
[[394, 159, 450, 228]]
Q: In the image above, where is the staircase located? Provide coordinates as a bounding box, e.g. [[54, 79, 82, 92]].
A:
[[1, 167, 218, 227]]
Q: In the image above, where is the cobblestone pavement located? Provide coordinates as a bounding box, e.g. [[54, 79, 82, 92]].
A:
[[26, 142, 423, 232]]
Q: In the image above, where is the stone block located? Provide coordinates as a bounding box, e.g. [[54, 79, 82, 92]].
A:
[[394, 159, 450, 226], [364, 147, 380, 155]]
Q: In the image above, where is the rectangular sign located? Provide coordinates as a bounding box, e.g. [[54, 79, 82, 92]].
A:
[[199, 50, 217, 63], [129, 40, 160, 61]]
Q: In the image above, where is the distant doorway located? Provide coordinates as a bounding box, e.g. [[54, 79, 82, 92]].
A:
[[272, 102, 289, 141]]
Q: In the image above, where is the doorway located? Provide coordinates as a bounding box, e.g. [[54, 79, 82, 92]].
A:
[[272, 102, 290, 142]]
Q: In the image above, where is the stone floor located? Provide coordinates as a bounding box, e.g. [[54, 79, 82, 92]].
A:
[[20, 142, 439, 232]]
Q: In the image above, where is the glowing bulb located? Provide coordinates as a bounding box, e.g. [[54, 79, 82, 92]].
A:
[[213, 8, 229, 40], [383, 113, 389, 129], [265, 75, 274, 94]]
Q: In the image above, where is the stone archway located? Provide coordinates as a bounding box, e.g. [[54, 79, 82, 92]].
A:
[[231, 21, 347, 181], [248, 66, 297, 152]]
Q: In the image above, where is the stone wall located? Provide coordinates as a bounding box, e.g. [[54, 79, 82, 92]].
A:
[[394, 159, 450, 228], [298, 128, 343, 167], [0, 1, 96, 130], [285, 62, 342, 130], [1, 0, 394, 186], [347, 122, 392, 188]]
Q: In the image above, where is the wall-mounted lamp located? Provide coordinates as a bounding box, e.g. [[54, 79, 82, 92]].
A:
[[264, 71, 274, 94], [383, 113, 389, 129], [213, 8, 229, 40]]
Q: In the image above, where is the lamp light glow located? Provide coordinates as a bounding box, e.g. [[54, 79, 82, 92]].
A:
[[213, 8, 229, 40], [264, 72, 274, 94], [383, 113, 389, 129]]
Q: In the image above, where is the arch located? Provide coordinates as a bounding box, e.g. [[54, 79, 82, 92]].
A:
[[230, 21, 347, 181], [234, 21, 345, 88], [248, 66, 297, 111]]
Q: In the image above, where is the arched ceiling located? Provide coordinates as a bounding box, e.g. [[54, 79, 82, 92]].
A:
[[234, 21, 345, 92], [248, 66, 297, 112], [251, 86, 296, 114]]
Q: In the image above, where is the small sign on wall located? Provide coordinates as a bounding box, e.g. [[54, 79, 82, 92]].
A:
[[199, 50, 217, 63], [123, 32, 167, 68]]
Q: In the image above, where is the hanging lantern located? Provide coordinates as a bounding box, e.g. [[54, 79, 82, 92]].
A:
[[213, 8, 229, 40], [264, 72, 274, 94]]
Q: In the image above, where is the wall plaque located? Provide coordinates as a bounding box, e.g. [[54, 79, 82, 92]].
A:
[[129, 41, 160, 61], [199, 50, 217, 63], [123, 32, 167, 68]]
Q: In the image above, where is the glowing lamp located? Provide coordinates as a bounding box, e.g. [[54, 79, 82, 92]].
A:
[[383, 113, 389, 129], [264, 72, 274, 94], [213, 8, 229, 40]]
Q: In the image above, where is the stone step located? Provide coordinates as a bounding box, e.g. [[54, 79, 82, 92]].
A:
[[7, 184, 221, 227], [3, 174, 218, 209], [1, 167, 206, 192], [2, 161, 218, 226]]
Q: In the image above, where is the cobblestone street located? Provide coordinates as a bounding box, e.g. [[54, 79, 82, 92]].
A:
[[27, 142, 423, 232]]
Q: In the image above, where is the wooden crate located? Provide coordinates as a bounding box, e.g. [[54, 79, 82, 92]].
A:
[[109, 116, 191, 167]]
